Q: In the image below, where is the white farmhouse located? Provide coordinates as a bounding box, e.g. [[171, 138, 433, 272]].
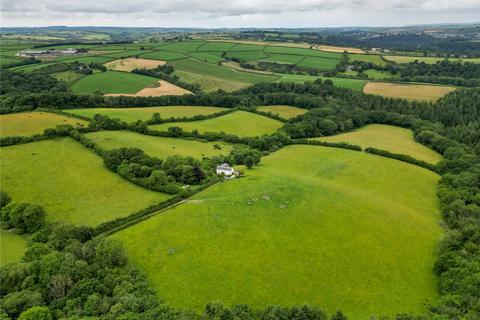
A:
[[216, 163, 235, 176]]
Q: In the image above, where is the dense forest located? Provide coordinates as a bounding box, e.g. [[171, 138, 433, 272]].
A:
[[1, 68, 479, 319]]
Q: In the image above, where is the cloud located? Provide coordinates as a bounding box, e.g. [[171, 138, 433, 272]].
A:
[[1, 0, 479, 27]]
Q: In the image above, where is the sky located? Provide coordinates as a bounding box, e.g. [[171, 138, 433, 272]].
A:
[[1, 0, 480, 28]]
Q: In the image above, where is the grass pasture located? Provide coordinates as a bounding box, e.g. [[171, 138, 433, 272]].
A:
[[314, 124, 442, 163], [257, 105, 307, 119], [350, 54, 387, 66], [140, 51, 187, 61], [170, 59, 276, 92], [70, 71, 158, 94], [0, 230, 27, 266], [113, 145, 442, 318], [64, 106, 227, 123], [297, 56, 340, 70], [53, 71, 85, 84], [85, 131, 233, 159], [0, 111, 87, 137], [150, 110, 283, 137], [363, 82, 456, 101], [0, 138, 169, 226], [383, 55, 480, 64], [277, 74, 367, 90]]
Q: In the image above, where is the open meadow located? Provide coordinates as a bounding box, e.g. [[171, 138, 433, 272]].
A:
[[0, 138, 169, 226], [276, 74, 367, 90], [0, 230, 27, 266], [313, 124, 442, 163], [64, 106, 227, 123], [383, 55, 480, 64], [256, 105, 307, 119], [85, 131, 233, 159], [150, 110, 283, 137], [113, 145, 443, 319], [0, 111, 88, 137], [70, 71, 158, 94], [363, 82, 456, 101]]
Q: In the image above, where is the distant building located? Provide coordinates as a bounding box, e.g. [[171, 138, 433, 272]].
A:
[[19, 49, 51, 57], [216, 163, 235, 176], [60, 49, 79, 55]]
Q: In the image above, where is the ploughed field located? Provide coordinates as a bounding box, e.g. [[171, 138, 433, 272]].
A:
[[0, 111, 87, 137], [113, 145, 443, 319], [313, 124, 442, 164], [63, 106, 228, 123], [85, 131, 233, 159], [149, 110, 284, 137], [0, 138, 169, 226]]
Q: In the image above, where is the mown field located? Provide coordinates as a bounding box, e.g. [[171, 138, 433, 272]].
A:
[[0, 111, 88, 137], [113, 145, 442, 318], [0, 138, 169, 226], [314, 124, 442, 163], [383, 55, 480, 64], [256, 105, 307, 119], [85, 131, 233, 159], [0, 230, 27, 266], [150, 110, 283, 137], [363, 82, 456, 101], [70, 71, 158, 94], [64, 106, 227, 123]]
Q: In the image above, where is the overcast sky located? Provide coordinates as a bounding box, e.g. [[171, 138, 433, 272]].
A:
[[1, 0, 480, 28]]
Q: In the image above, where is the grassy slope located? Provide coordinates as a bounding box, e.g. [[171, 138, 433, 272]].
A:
[[0, 138, 169, 226], [383, 55, 480, 64], [0, 230, 27, 266], [85, 131, 233, 159], [70, 71, 158, 94], [64, 106, 227, 123], [150, 111, 283, 137], [170, 59, 276, 92], [113, 145, 442, 318], [257, 105, 307, 119], [314, 124, 442, 163], [350, 54, 387, 66], [276, 74, 367, 90], [363, 82, 456, 102], [0, 111, 88, 137]]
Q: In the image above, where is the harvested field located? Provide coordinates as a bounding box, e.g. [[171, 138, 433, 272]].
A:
[[363, 82, 456, 101], [0, 111, 87, 137], [316, 44, 365, 54], [105, 80, 192, 97], [105, 57, 166, 72]]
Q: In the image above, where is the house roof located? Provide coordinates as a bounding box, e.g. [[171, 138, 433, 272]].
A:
[[217, 163, 231, 169]]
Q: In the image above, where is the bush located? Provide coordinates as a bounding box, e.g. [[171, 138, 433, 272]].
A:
[[18, 306, 52, 320], [1, 202, 45, 234], [0, 190, 11, 208]]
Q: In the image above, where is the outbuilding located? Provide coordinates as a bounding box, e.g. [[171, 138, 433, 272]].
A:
[[216, 163, 235, 176]]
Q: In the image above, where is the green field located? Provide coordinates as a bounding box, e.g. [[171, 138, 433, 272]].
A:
[[257, 105, 307, 119], [85, 131, 233, 159], [70, 71, 158, 94], [314, 124, 442, 163], [170, 59, 276, 92], [156, 41, 206, 53], [197, 41, 237, 51], [225, 51, 268, 62], [102, 50, 153, 59], [259, 54, 305, 65], [60, 56, 116, 64], [65, 106, 227, 123], [113, 145, 442, 318], [0, 138, 169, 226], [0, 111, 87, 137], [383, 55, 480, 64], [150, 110, 283, 137], [276, 74, 367, 90], [350, 54, 387, 66], [264, 46, 342, 60], [0, 230, 27, 266], [140, 51, 188, 61], [189, 52, 225, 63], [297, 56, 340, 70], [53, 71, 85, 84], [364, 69, 401, 80]]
